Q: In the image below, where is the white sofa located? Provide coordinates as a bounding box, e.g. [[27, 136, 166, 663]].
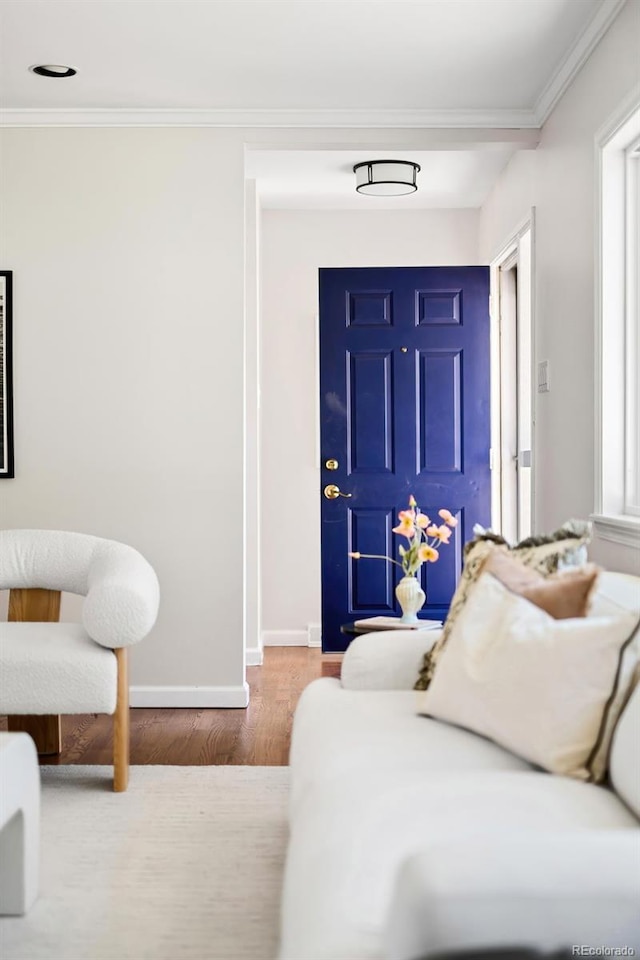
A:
[[279, 571, 640, 960]]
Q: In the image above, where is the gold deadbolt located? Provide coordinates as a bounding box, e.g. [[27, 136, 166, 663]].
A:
[[325, 458, 339, 471], [324, 484, 352, 500]]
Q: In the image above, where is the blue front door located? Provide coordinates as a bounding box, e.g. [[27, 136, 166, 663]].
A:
[[319, 266, 491, 652]]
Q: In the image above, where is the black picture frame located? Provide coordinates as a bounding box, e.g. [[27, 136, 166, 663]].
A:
[[0, 271, 14, 478]]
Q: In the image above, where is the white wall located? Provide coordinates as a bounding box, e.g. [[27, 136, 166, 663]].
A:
[[260, 208, 479, 640], [244, 180, 262, 665], [0, 127, 249, 704], [0, 123, 519, 700], [3, 1, 636, 703], [478, 151, 536, 258], [479, 0, 640, 575]]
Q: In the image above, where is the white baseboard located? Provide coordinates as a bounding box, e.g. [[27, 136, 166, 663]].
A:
[[262, 625, 323, 648], [130, 683, 250, 708], [246, 646, 264, 666], [262, 630, 308, 647]]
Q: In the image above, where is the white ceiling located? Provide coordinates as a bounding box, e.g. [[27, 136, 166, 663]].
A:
[[0, 0, 622, 210], [0, 0, 608, 120], [247, 147, 517, 209]]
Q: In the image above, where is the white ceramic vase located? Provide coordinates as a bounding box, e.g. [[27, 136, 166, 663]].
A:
[[395, 575, 426, 625]]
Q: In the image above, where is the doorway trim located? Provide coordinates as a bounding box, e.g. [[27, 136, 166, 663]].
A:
[[490, 209, 536, 538]]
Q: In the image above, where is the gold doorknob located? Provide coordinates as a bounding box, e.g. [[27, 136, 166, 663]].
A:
[[324, 484, 352, 500]]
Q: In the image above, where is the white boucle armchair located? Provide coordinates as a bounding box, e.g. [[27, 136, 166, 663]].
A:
[[0, 530, 160, 791]]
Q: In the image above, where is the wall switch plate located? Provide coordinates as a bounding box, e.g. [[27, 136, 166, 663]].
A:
[[537, 359, 550, 393]]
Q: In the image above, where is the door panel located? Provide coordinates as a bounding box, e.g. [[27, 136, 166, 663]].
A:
[[417, 288, 462, 325], [349, 507, 395, 611], [320, 267, 490, 652], [348, 351, 394, 473], [417, 349, 462, 474]]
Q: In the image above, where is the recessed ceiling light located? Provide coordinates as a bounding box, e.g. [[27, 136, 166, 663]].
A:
[[30, 64, 77, 78]]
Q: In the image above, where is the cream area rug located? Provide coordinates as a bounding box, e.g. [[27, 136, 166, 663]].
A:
[[1, 765, 289, 960]]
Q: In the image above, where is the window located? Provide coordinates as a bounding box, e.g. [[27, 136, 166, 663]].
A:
[[625, 137, 640, 516], [593, 97, 640, 546]]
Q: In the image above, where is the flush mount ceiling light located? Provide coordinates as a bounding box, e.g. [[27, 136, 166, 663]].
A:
[[30, 64, 77, 78], [353, 160, 420, 196]]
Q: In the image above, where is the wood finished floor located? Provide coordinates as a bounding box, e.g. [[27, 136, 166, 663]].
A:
[[0, 648, 342, 766]]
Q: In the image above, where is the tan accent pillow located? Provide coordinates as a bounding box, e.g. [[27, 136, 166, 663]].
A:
[[484, 551, 599, 619], [417, 572, 639, 781], [414, 528, 592, 691]]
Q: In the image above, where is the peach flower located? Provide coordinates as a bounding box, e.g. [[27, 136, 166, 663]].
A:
[[392, 515, 415, 538], [419, 545, 439, 562], [438, 509, 458, 527]]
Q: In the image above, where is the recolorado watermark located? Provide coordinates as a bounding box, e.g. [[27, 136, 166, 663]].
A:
[[572, 948, 636, 957]]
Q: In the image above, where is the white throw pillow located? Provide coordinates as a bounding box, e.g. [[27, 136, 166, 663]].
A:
[[418, 573, 639, 781]]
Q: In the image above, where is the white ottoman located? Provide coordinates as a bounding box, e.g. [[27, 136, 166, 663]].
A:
[[0, 732, 40, 914]]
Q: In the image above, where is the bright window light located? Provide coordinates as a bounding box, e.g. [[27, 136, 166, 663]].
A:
[[594, 98, 640, 545], [625, 139, 640, 517]]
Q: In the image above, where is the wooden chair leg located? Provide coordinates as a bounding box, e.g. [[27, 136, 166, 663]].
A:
[[8, 589, 62, 756], [113, 648, 129, 793], [7, 715, 62, 756]]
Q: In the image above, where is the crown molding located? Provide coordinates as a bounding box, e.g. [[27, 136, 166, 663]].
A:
[[0, 106, 540, 129], [0, 0, 627, 129], [534, 0, 627, 125], [2, 0, 625, 133]]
